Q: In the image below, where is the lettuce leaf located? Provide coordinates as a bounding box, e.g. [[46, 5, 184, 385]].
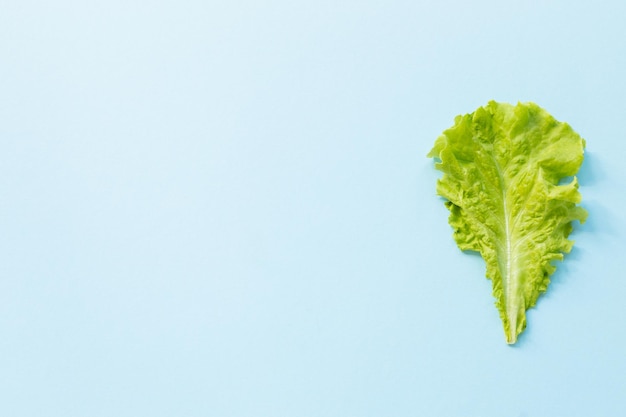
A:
[[428, 101, 587, 344]]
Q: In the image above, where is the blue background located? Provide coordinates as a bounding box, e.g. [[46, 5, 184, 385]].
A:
[[1, 1, 625, 416]]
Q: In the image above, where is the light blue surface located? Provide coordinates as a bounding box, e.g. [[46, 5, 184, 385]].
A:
[[1, 1, 625, 416]]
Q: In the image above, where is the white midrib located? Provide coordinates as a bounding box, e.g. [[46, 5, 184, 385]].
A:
[[501, 188, 517, 343], [493, 157, 518, 343]]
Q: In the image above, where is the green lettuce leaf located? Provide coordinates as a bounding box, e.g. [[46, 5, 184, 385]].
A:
[[428, 101, 587, 344]]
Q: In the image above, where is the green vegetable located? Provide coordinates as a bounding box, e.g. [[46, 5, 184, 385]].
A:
[[428, 101, 587, 344]]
